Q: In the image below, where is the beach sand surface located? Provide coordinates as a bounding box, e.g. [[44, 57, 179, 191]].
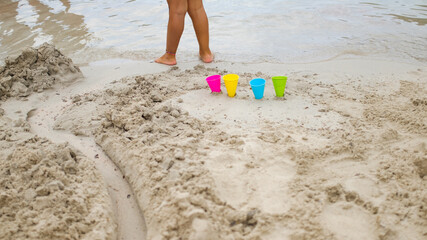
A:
[[1, 45, 426, 239]]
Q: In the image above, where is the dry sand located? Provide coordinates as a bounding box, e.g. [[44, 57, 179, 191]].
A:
[[1, 44, 426, 239]]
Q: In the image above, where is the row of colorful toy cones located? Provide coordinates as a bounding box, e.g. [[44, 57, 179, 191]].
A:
[[205, 74, 288, 99]]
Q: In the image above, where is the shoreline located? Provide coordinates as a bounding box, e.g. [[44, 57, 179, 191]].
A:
[[2, 43, 427, 70]]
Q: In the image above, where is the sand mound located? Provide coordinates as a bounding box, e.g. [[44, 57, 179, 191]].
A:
[[0, 116, 116, 240], [93, 75, 265, 239], [0, 43, 82, 100]]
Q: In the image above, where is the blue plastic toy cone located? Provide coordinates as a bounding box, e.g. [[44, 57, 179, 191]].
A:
[[250, 78, 266, 99]]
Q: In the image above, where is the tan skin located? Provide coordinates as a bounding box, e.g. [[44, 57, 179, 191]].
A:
[[155, 0, 213, 65]]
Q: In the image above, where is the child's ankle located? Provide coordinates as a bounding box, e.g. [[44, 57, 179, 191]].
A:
[[200, 48, 211, 54], [164, 52, 176, 60]]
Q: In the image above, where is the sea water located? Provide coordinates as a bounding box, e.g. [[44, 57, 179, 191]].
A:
[[0, 0, 426, 63]]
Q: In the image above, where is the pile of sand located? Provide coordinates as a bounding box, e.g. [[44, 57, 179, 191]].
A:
[[0, 118, 116, 239], [55, 64, 426, 239], [0, 46, 116, 240], [0, 43, 82, 100]]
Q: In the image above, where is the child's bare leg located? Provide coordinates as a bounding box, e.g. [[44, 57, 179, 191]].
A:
[[188, 0, 213, 63], [155, 0, 187, 65]]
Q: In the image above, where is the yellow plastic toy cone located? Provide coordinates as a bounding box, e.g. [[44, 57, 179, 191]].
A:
[[223, 74, 239, 97]]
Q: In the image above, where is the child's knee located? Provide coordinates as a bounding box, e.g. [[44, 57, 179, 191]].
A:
[[188, 1, 204, 15], [171, 8, 187, 16], [168, 0, 188, 15]]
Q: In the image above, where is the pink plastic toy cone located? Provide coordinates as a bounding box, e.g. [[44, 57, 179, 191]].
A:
[[206, 75, 221, 92]]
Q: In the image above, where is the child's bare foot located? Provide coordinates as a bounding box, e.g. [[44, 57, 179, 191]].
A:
[[155, 52, 177, 65], [200, 50, 213, 63]]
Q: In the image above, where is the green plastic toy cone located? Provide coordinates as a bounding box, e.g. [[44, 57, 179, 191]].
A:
[[272, 76, 287, 97]]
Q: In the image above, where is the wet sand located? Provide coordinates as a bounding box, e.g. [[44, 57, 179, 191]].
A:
[[88, 60, 426, 239], [1, 43, 425, 239]]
